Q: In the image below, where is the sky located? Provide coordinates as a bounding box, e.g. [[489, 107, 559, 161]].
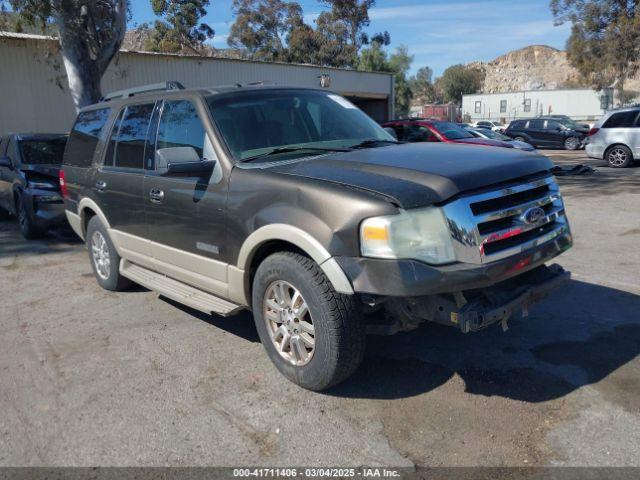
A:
[[128, 0, 572, 77]]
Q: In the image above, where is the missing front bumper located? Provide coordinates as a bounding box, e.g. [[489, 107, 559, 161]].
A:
[[370, 264, 570, 334]]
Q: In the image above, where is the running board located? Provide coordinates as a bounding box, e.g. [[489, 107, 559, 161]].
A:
[[120, 261, 243, 317]]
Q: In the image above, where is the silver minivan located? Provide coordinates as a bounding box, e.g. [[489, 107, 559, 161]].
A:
[[586, 107, 640, 168]]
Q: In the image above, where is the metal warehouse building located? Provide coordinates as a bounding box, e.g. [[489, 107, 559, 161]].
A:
[[462, 88, 614, 123], [0, 32, 394, 135]]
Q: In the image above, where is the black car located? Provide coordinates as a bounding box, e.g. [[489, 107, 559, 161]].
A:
[[505, 117, 587, 150], [61, 82, 572, 390], [0, 133, 68, 238]]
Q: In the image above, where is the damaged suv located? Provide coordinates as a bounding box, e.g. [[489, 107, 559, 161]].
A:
[[61, 82, 572, 391]]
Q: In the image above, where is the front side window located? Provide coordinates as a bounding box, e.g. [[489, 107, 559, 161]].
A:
[[114, 103, 155, 170], [157, 100, 207, 158], [65, 108, 111, 167], [500, 100, 507, 113], [18, 137, 67, 165], [603, 111, 640, 129], [207, 90, 392, 161], [475, 101, 481, 114]]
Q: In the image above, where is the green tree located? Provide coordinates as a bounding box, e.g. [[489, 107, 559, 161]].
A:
[[2, 0, 127, 109], [409, 66, 436, 105], [438, 64, 484, 104], [358, 42, 414, 117], [147, 0, 214, 54], [319, 0, 373, 50], [551, 0, 640, 104], [228, 0, 304, 61]]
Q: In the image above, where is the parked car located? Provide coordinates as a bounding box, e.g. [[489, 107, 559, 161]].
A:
[[473, 120, 506, 132], [545, 115, 591, 131], [0, 133, 68, 238], [465, 127, 536, 152], [505, 118, 586, 150], [382, 119, 515, 149], [586, 107, 640, 168], [61, 82, 572, 391]]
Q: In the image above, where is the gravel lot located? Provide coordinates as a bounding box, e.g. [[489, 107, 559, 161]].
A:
[[1, 150, 639, 467]]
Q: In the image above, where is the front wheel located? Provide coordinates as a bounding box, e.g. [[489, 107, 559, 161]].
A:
[[514, 136, 527, 143], [252, 252, 365, 391], [606, 145, 633, 168], [564, 136, 580, 151]]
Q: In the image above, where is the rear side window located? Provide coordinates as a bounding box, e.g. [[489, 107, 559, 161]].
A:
[[113, 103, 155, 169], [603, 111, 640, 128], [528, 119, 544, 129], [64, 108, 111, 167]]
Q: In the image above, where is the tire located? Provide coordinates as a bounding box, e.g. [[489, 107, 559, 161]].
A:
[[252, 252, 365, 391], [514, 136, 527, 143], [17, 193, 45, 239], [606, 145, 633, 168], [564, 136, 580, 151], [86, 215, 132, 291]]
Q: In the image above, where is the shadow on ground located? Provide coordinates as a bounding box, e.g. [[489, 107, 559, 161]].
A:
[[327, 279, 640, 403], [0, 216, 81, 259]]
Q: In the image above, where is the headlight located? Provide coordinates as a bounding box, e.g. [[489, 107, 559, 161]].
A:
[[360, 207, 456, 265]]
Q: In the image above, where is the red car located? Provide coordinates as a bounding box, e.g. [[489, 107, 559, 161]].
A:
[[382, 119, 515, 149]]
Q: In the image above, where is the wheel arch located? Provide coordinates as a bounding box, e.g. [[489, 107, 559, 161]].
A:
[[228, 224, 354, 307], [76, 197, 111, 240]]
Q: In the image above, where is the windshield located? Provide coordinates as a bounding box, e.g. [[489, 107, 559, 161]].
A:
[[206, 90, 394, 161], [557, 118, 579, 129], [432, 121, 474, 140], [19, 138, 67, 165]]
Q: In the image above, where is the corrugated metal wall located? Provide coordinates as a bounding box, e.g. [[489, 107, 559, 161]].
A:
[[0, 33, 393, 135]]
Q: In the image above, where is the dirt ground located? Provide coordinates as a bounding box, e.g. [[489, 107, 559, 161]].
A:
[[1, 149, 639, 467]]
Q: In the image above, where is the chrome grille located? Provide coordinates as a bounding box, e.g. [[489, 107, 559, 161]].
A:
[[441, 176, 571, 264]]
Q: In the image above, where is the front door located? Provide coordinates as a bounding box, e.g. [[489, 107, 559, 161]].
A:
[[94, 101, 156, 255], [144, 97, 228, 296]]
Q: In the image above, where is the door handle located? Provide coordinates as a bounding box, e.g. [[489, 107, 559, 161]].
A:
[[95, 181, 107, 191], [149, 189, 164, 203]]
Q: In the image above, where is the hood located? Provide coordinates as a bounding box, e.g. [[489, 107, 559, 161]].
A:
[[265, 143, 552, 209], [453, 137, 514, 148]]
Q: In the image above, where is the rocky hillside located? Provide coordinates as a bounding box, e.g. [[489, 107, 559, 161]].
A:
[[470, 45, 640, 93]]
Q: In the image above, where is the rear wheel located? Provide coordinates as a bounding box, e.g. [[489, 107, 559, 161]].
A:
[[606, 145, 633, 168], [17, 193, 44, 239], [252, 252, 365, 391], [564, 136, 580, 150], [86, 216, 132, 291]]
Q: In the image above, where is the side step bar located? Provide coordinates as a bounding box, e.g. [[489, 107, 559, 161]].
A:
[[120, 261, 244, 317]]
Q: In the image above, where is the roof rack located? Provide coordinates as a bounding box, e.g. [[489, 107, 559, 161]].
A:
[[100, 81, 185, 102]]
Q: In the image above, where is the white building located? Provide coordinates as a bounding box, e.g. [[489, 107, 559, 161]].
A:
[[462, 88, 614, 123], [0, 32, 395, 135]]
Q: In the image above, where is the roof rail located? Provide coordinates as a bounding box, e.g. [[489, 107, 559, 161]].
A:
[[100, 81, 185, 102]]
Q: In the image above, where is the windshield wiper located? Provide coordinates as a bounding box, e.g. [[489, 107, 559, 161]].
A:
[[242, 146, 351, 162], [349, 139, 400, 149]]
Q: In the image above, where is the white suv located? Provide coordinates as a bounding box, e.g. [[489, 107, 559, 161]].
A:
[[473, 120, 506, 132], [586, 107, 640, 168]]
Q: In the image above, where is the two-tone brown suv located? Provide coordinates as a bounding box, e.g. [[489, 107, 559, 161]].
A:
[[61, 82, 573, 390]]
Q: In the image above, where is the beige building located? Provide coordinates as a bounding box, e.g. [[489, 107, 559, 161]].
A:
[[0, 31, 394, 135]]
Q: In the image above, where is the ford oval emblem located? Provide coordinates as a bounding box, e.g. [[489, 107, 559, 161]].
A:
[[521, 206, 546, 225]]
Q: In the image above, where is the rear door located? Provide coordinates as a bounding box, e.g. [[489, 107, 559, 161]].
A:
[[95, 101, 156, 251], [526, 119, 547, 146], [144, 97, 228, 296]]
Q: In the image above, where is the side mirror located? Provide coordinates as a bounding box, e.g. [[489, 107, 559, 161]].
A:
[[0, 156, 12, 168], [156, 147, 214, 176], [383, 127, 398, 140]]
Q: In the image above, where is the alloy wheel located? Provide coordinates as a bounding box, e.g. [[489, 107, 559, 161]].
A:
[[263, 280, 315, 366], [565, 137, 579, 150], [91, 231, 111, 280], [609, 148, 628, 167]]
